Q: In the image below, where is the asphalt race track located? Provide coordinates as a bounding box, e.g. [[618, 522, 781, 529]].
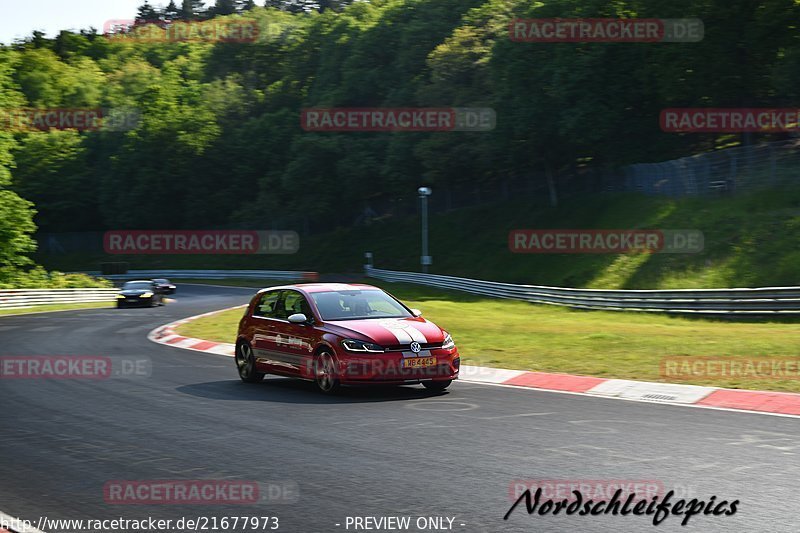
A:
[[2, 284, 800, 533]]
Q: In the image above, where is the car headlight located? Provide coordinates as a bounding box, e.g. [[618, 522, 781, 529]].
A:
[[116, 294, 124, 299], [341, 339, 384, 353], [140, 292, 154, 298], [442, 332, 455, 350]]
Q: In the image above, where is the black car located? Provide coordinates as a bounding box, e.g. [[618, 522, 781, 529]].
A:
[[152, 278, 176, 295], [116, 280, 164, 308]]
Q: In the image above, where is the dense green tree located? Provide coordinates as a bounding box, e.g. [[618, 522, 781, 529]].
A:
[[180, 0, 207, 19], [4, 0, 800, 235], [0, 191, 37, 272], [135, 1, 160, 23], [164, 1, 181, 21], [211, 0, 238, 16], [28, 30, 49, 49], [0, 51, 37, 276], [264, 0, 354, 13], [12, 131, 96, 230]]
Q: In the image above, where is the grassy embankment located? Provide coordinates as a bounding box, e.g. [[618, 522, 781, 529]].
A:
[[37, 185, 800, 290], [177, 281, 800, 393], [39, 185, 800, 392]]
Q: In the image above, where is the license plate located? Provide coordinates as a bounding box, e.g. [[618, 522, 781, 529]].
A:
[[401, 357, 437, 369], [127, 298, 137, 302]]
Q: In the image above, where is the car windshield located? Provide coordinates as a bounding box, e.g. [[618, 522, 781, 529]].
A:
[[123, 282, 151, 290], [311, 289, 412, 321], [153, 279, 167, 283]]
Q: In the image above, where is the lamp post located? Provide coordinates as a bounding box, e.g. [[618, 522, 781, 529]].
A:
[[418, 187, 432, 273]]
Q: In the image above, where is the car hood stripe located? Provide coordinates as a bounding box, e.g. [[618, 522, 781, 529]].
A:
[[375, 319, 428, 343], [326, 318, 440, 346]]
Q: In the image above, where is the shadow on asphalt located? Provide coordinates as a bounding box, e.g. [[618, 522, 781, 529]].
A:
[[176, 378, 450, 404]]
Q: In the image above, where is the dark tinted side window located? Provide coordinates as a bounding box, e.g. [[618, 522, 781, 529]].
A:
[[253, 291, 281, 318], [280, 291, 313, 321]]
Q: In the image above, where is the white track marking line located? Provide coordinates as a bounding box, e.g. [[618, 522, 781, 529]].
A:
[[458, 380, 800, 420]]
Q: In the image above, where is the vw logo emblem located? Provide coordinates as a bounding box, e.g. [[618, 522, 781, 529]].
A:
[[410, 342, 422, 354]]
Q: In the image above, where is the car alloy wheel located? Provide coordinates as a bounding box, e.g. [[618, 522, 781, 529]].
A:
[[236, 342, 264, 383], [315, 351, 339, 393]]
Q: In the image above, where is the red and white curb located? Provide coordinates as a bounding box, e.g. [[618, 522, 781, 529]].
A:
[[150, 309, 800, 418], [148, 305, 244, 357]]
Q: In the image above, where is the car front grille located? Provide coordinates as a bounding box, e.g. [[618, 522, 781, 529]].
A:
[[383, 342, 443, 352]]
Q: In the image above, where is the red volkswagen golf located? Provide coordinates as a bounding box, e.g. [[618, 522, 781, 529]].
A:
[[235, 283, 460, 393]]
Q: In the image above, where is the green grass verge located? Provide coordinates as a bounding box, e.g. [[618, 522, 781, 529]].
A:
[[0, 301, 114, 316], [174, 281, 800, 393], [33, 185, 800, 290], [179, 305, 247, 341]]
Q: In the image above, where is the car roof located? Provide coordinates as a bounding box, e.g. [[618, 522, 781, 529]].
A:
[[125, 280, 154, 284], [256, 283, 378, 295]]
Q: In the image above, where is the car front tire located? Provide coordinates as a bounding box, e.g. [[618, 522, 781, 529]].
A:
[[315, 351, 340, 394], [236, 342, 265, 383]]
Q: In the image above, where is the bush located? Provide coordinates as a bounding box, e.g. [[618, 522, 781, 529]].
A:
[[0, 266, 112, 289]]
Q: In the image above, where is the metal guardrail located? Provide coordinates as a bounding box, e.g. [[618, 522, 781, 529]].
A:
[[2, 270, 318, 310], [0, 289, 120, 310], [366, 266, 800, 315], [81, 270, 319, 281]]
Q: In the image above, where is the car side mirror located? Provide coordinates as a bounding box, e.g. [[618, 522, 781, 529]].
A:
[[410, 308, 423, 317], [288, 313, 309, 324]]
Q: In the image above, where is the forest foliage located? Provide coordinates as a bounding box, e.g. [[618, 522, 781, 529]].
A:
[[2, 0, 799, 241]]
